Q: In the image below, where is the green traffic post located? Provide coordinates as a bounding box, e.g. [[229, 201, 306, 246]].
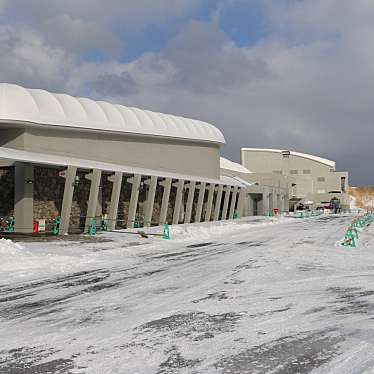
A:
[[101, 217, 108, 231], [7, 218, 15, 233], [53, 217, 61, 236], [133, 216, 140, 228], [89, 218, 97, 237], [162, 223, 170, 240]]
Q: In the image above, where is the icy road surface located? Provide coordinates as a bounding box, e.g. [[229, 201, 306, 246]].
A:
[[1, 215, 374, 374]]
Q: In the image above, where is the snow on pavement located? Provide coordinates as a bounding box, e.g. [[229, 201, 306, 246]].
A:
[[1, 215, 374, 373]]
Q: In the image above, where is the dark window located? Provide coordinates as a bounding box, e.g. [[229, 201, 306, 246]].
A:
[[341, 177, 346, 192]]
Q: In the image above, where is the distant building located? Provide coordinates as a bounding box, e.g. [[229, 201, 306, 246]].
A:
[[241, 148, 350, 210], [220, 157, 289, 215]]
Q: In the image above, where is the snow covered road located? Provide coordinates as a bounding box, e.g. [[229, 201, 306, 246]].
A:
[[1, 215, 374, 373]]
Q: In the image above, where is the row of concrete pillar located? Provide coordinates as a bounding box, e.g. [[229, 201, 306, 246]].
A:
[[58, 166, 246, 235]]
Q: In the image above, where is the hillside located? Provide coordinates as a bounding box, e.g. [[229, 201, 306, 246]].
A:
[[349, 187, 374, 210]]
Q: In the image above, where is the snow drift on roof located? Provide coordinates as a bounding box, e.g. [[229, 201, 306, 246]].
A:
[[220, 157, 252, 174]]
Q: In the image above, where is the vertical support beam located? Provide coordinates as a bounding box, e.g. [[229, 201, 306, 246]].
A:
[[221, 186, 231, 220], [213, 184, 224, 221], [84, 169, 102, 233], [127, 174, 141, 228], [96, 177, 103, 223], [247, 194, 255, 216], [204, 183, 215, 222], [236, 188, 246, 218], [159, 178, 172, 225], [184, 181, 196, 224], [59, 165, 77, 235], [263, 187, 271, 216], [229, 186, 239, 219], [144, 176, 158, 227], [195, 182, 206, 223], [107, 171, 123, 231], [172, 179, 185, 225], [272, 190, 278, 211], [14, 162, 34, 233], [283, 192, 289, 212]]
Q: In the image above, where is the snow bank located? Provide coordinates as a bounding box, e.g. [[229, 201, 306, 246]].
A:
[[168, 216, 287, 242], [0, 238, 26, 256], [350, 195, 357, 210]]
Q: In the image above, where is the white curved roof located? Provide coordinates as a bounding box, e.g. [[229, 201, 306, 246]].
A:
[[0, 83, 225, 144], [220, 157, 253, 174], [241, 148, 335, 169]]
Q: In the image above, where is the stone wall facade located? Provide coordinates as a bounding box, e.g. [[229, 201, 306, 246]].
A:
[[33, 167, 65, 231], [0, 167, 14, 218], [1, 165, 224, 232]]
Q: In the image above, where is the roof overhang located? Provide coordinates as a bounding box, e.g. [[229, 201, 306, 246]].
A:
[[0, 147, 245, 187]]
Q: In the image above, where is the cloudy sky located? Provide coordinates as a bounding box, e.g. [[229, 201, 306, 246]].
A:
[[0, 0, 372, 185]]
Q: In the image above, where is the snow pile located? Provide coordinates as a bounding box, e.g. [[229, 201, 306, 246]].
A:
[[0, 238, 26, 256], [350, 195, 357, 210], [169, 217, 283, 242]]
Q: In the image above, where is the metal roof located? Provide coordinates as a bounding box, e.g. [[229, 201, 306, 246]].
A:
[[0, 147, 246, 187], [241, 148, 336, 169], [0, 83, 225, 145], [220, 157, 253, 174]]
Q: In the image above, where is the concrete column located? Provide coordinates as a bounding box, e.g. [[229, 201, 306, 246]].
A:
[[213, 184, 224, 221], [96, 177, 103, 223], [229, 186, 239, 219], [14, 162, 34, 233], [283, 193, 289, 212], [184, 181, 196, 224], [159, 178, 172, 225], [127, 174, 141, 228], [272, 190, 278, 211], [247, 194, 255, 216], [84, 169, 102, 233], [263, 187, 271, 216], [172, 179, 185, 224], [59, 166, 77, 235], [204, 183, 215, 222], [144, 176, 158, 227], [236, 188, 246, 218], [221, 186, 231, 220], [107, 171, 123, 231], [195, 182, 206, 223]]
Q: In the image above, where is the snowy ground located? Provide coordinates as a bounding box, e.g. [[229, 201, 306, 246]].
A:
[[1, 214, 374, 373]]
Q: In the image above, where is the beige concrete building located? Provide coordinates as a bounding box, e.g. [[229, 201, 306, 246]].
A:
[[241, 148, 350, 210], [0, 83, 249, 234], [220, 157, 289, 216]]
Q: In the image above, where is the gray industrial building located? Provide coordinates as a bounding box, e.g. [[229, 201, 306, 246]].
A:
[[0, 83, 249, 234], [241, 148, 350, 211]]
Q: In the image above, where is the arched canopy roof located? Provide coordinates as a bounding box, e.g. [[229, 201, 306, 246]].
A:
[[241, 148, 335, 169], [0, 83, 225, 145]]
